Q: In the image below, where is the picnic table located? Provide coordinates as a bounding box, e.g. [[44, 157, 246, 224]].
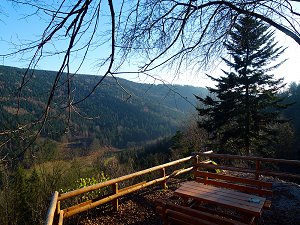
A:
[[174, 181, 267, 223]]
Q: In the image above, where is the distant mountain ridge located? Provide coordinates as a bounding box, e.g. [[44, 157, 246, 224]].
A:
[[0, 65, 207, 148]]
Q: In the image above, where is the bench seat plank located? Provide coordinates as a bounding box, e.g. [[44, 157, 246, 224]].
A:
[[156, 199, 251, 225]]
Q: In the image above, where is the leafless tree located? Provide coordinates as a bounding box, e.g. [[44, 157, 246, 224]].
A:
[[0, 0, 300, 162]]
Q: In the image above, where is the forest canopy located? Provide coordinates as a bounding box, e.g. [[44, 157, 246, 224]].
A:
[[0, 0, 300, 159]]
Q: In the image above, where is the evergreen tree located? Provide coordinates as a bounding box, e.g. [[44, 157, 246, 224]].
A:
[[196, 16, 288, 156]]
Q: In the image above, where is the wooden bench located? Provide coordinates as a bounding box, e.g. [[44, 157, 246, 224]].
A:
[[155, 199, 255, 225], [193, 170, 273, 208]]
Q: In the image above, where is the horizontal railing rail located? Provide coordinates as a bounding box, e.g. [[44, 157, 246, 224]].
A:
[[194, 152, 300, 165]]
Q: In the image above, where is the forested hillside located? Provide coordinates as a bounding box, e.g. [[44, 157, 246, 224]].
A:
[[0, 65, 207, 150]]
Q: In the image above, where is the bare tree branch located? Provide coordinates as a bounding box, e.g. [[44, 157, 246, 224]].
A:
[[1, 0, 300, 161]]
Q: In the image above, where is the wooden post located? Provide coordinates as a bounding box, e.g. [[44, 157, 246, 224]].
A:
[[161, 168, 167, 189], [194, 154, 199, 165], [203, 175, 208, 185], [112, 183, 119, 211], [57, 201, 61, 214], [58, 210, 64, 225], [193, 155, 199, 179], [45, 191, 59, 225], [255, 160, 260, 180], [161, 201, 168, 225]]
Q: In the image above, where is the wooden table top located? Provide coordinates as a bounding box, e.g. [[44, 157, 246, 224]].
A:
[[174, 181, 266, 216]]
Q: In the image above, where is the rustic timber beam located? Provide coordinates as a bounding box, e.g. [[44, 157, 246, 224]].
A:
[[44, 191, 59, 225], [58, 156, 193, 201], [199, 163, 300, 180], [195, 153, 300, 165]]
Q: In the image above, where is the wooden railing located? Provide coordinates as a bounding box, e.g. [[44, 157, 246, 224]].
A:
[[194, 152, 300, 180], [45, 152, 300, 225], [44, 155, 197, 225]]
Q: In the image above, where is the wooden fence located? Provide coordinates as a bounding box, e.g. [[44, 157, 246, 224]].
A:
[[44, 154, 201, 225], [45, 152, 300, 225], [194, 152, 300, 180]]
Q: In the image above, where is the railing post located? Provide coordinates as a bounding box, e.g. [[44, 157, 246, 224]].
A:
[[58, 210, 64, 225], [112, 183, 119, 211], [194, 154, 199, 165], [57, 201, 61, 214], [45, 191, 59, 225], [161, 168, 167, 189], [193, 154, 199, 178], [255, 160, 260, 180]]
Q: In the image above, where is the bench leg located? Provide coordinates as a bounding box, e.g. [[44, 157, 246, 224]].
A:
[[240, 213, 257, 225]]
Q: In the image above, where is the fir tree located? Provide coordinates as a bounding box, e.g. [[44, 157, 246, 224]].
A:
[[196, 16, 288, 156]]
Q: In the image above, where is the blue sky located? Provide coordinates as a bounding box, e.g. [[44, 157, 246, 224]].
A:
[[0, 1, 299, 88]]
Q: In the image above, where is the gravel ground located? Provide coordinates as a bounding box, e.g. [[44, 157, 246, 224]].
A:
[[259, 180, 300, 225], [66, 177, 300, 225]]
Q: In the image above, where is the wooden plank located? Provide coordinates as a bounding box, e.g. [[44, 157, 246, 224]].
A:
[[198, 164, 300, 180], [176, 189, 261, 216], [156, 200, 249, 225], [63, 192, 112, 213], [168, 208, 246, 225], [180, 181, 266, 207], [198, 164, 256, 175], [119, 181, 147, 193], [191, 203, 244, 222], [184, 181, 266, 203], [169, 166, 194, 178], [65, 200, 91, 213], [195, 178, 273, 196], [195, 153, 300, 165], [176, 187, 262, 215], [194, 171, 273, 189], [167, 210, 217, 225], [175, 182, 265, 216], [259, 171, 300, 180]]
